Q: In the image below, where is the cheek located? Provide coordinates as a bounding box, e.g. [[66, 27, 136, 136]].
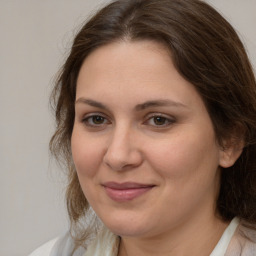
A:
[[148, 128, 220, 181], [146, 130, 221, 223], [71, 130, 104, 178]]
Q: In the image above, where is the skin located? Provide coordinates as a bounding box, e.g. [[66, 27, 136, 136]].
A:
[[71, 40, 241, 256]]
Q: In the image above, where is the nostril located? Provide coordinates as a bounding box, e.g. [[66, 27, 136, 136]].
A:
[[103, 146, 143, 171], [103, 150, 130, 171]]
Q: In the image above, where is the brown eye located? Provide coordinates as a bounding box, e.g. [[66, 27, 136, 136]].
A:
[[144, 114, 175, 128], [153, 116, 167, 126], [92, 115, 105, 124], [82, 114, 109, 127]]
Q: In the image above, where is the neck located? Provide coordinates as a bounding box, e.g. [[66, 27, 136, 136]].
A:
[[118, 214, 229, 256]]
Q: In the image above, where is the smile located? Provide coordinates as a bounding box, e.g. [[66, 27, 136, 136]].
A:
[[102, 182, 155, 202]]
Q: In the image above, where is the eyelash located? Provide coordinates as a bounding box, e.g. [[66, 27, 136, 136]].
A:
[[82, 113, 110, 128], [81, 113, 175, 129], [143, 113, 175, 128]]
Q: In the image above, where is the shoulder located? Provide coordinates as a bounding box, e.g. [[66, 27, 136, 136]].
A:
[[28, 232, 87, 256], [28, 228, 118, 256], [225, 221, 256, 256], [28, 237, 59, 256]]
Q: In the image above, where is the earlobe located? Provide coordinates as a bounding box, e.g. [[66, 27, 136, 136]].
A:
[[219, 139, 244, 168]]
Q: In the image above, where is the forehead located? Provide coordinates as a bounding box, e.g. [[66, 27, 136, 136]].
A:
[[78, 40, 171, 81], [76, 40, 204, 112]]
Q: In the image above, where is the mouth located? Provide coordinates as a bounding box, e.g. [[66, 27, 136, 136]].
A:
[[102, 182, 155, 202]]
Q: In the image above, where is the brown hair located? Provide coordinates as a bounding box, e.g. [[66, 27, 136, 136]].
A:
[[50, 0, 256, 249]]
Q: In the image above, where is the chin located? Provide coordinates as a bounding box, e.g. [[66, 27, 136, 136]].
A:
[[109, 225, 148, 238], [101, 215, 150, 237]]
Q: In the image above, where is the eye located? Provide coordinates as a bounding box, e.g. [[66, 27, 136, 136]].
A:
[[82, 114, 110, 127], [144, 114, 175, 127], [152, 116, 168, 126]]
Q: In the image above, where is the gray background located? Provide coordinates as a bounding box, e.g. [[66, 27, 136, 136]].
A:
[[0, 1, 255, 255]]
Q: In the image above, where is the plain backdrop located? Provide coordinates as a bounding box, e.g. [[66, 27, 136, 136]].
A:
[[0, 1, 255, 255]]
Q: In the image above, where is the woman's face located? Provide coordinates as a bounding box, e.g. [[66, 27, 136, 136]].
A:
[[72, 40, 226, 238]]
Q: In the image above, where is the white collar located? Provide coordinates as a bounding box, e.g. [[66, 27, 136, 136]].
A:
[[210, 217, 239, 256]]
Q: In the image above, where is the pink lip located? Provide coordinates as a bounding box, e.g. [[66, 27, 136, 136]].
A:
[[102, 182, 155, 202]]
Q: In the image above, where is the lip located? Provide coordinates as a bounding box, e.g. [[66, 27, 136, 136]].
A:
[[102, 182, 155, 202]]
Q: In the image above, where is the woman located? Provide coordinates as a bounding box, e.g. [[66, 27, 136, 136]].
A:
[[30, 0, 256, 255]]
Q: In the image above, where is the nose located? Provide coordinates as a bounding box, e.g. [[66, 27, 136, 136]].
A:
[[103, 126, 143, 171]]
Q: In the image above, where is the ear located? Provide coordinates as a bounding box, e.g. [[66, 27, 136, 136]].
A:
[[219, 137, 244, 168]]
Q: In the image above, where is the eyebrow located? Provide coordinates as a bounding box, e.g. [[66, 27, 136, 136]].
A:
[[134, 99, 188, 111], [75, 98, 109, 110], [75, 98, 188, 111]]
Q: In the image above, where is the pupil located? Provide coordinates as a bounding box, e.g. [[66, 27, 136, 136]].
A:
[[154, 116, 165, 125], [93, 116, 104, 124]]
